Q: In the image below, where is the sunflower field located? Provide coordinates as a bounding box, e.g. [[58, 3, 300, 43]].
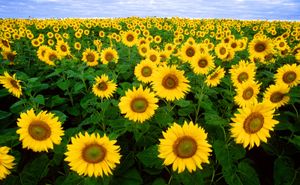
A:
[[0, 17, 300, 185]]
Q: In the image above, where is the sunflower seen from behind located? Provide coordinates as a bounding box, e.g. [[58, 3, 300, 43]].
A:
[[0, 71, 22, 98], [65, 132, 121, 177], [16, 109, 64, 152], [82, 48, 99, 67], [234, 80, 261, 108], [0, 146, 15, 180], [134, 59, 157, 83], [263, 83, 290, 109], [119, 85, 158, 123], [92, 74, 117, 99], [230, 102, 278, 149], [158, 121, 212, 173], [274, 63, 300, 87]]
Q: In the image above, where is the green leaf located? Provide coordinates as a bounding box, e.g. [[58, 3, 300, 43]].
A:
[[178, 105, 195, 116], [0, 128, 18, 146], [154, 107, 174, 127], [213, 140, 231, 167], [57, 79, 70, 91], [50, 95, 67, 107], [58, 172, 82, 185], [51, 110, 67, 123], [152, 178, 166, 185], [115, 168, 143, 185], [204, 112, 228, 126], [136, 145, 163, 169], [289, 135, 300, 149], [32, 94, 45, 105], [10, 99, 26, 114], [20, 154, 50, 185], [0, 88, 10, 97], [174, 99, 191, 107], [237, 161, 260, 185], [0, 110, 12, 119], [274, 156, 295, 185]]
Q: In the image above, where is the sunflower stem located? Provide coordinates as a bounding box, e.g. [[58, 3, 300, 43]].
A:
[[195, 82, 206, 124], [292, 104, 299, 119]]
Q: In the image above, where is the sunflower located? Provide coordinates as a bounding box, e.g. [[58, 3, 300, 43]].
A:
[[92, 74, 117, 99], [56, 41, 71, 57], [234, 81, 261, 108], [118, 85, 158, 123], [180, 42, 198, 63], [152, 65, 190, 101], [263, 84, 290, 109], [16, 109, 64, 152], [215, 43, 230, 60], [44, 49, 61, 66], [100, 47, 119, 64], [230, 102, 278, 149], [0, 146, 15, 180], [205, 66, 225, 87], [37, 45, 51, 62], [158, 121, 212, 173], [0, 71, 22, 98], [65, 132, 121, 177], [146, 49, 160, 64], [122, 30, 138, 47], [1, 49, 17, 63], [74, 42, 81, 51], [138, 43, 150, 57], [274, 64, 300, 87], [230, 60, 256, 87], [134, 59, 157, 83], [82, 48, 99, 67], [248, 36, 274, 62], [190, 53, 215, 75]]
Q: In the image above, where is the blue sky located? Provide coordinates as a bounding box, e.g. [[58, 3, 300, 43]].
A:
[[0, 0, 299, 20]]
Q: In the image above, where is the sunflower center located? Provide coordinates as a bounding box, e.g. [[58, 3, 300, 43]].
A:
[[237, 72, 249, 83], [97, 82, 108, 91], [82, 144, 106, 163], [10, 79, 19, 89], [162, 74, 179, 89], [86, 53, 95, 62], [186, 47, 195, 57], [105, 52, 114, 61], [141, 66, 152, 77], [7, 53, 16, 61], [279, 42, 285, 47], [242, 87, 254, 100], [41, 50, 46, 57], [270, 92, 284, 103], [243, 112, 264, 134], [219, 47, 226, 55], [2, 40, 9, 47], [60, 45, 67, 52], [127, 34, 134, 42], [150, 54, 157, 62], [28, 121, 51, 141], [210, 72, 219, 80], [173, 136, 197, 158], [130, 97, 148, 113], [141, 47, 147, 53], [49, 54, 57, 61], [198, 59, 208, 68], [282, 71, 296, 84], [231, 43, 237, 48], [254, 42, 266, 52]]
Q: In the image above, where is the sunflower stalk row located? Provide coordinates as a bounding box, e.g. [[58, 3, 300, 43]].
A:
[[0, 17, 300, 185]]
